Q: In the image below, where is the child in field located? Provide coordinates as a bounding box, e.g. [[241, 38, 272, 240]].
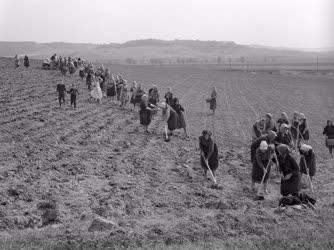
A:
[[68, 84, 79, 109]]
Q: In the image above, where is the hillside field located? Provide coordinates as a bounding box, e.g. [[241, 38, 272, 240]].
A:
[[0, 58, 334, 249]]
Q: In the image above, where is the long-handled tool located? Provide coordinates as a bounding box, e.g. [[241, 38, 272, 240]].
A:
[[301, 156, 314, 194], [255, 154, 273, 200], [201, 153, 217, 184]]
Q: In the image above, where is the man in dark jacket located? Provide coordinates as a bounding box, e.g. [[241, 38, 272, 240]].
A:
[[56, 79, 66, 107]]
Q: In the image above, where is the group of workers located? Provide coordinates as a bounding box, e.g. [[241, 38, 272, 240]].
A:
[[250, 111, 333, 201], [15, 55, 334, 204]]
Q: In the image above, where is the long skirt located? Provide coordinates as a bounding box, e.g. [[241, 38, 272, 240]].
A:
[[210, 98, 216, 111], [291, 127, 298, 140], [120, 92, 129, 104], [299, 157, 316, 177], [200, 143, 218, 172], [149, 98, 158, 106], [167, 110, 178, 131], [106, 86, 116, 97], [91, 86, 103, 100], [131, 95, 143, 106], [280, 173, 300, 196], [140, 110, 151, 126], [176, 112, 186, 129], [326, 138, 334, 149], [252, 160, 271, 183]]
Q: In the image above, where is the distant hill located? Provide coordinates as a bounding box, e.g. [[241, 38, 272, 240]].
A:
[[0, 39, 333, 64]]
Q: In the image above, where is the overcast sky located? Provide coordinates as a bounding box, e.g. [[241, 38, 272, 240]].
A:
[[0, 0, 333, 49]]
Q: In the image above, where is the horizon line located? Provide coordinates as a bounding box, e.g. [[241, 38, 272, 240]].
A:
[[0, 39, 333, 53]]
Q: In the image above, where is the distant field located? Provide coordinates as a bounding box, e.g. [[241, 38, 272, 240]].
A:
[[0, 58, 333, 249]]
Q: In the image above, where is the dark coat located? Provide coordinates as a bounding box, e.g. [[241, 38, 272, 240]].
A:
[[299, 121, 309, 141], [139, 101, 152, 126], [278, 153, 301, 196], [250, 135, 274, 163], [172, 104, 186, 129], [299, 150, 316, 177], [24, 56, 30, 68], [167, 108, 178, 131], [130, 89, 145, 105], [291, 120, 299, 139], [199, 136, 218, 172], [323, 125, 334, 139], [277, 118, 289, 128], [277, 131, 293, 147], [252, 149, 272, 183], [165, 92, 173, 105], [57, 83, 66, 96]]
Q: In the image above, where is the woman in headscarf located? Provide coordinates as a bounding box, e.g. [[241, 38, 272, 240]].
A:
[[277, 112, 289, 131], [149, 85, 160, 106], [323, 120, 334, 155], [86, 71, 93, 90], [290, 111, 300, 146], [116, 75, 124, 101], [277, 144, 301, 197], [90, 76, 103, 103], [23, 55, 30, 68], [250, 130, 277, 163], [251, 118, 265, 142], [277, 123, 293, 148], [299, 144, 316, 180], [106, 74, 118, 103], [129, 81, 137, 108], [165, 87, 173, 105], [171, 98, 189, 137], [119, 80, 130, 108], [130, 83, 145, 110], [263, 113, 277, 134], [208, 86, 217, 114], [199, 130, 219, 178], [298, 113, 309, 145], [67, 59, 75, 74], [79, 67, 86, 80], [160, 102, 178, 136], [251, 141, 273, 193], [139, 94, 156, 133]]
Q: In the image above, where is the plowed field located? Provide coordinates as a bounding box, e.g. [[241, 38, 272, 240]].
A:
[[0, 58, 334, 249]]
